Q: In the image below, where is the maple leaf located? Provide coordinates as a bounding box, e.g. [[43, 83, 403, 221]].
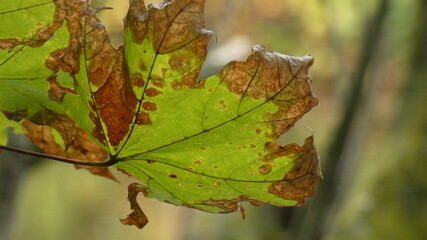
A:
[[0, 0, 322, 228]]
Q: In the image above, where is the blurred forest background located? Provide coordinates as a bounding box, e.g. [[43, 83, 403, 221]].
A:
[[1, 0, 426, 239]]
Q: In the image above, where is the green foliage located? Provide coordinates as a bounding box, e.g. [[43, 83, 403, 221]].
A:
[[0, 0, 321, 228]]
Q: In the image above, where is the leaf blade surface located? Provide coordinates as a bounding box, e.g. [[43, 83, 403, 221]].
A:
[[0, 0, 323, 226]]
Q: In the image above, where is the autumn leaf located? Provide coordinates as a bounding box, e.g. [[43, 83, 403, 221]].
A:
[[0, 0, 322, 228]]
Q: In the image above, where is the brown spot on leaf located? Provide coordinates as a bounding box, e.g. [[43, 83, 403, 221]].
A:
[[145, 88, 162, 97], [220, 53, 258, 95], [199, 196, 265, 214], [45, 48, 80, 74], [84, 13, 118, 89], [268, 96, 318, 138], [259, 164, 272, 175], [161, 68, 168, 76], [214, 182, 221, 186], [139, 60, 148, 71], [256, 128, 262, 134], [89, 112, 106, 145], [148, 0, 211, 54], [220, 46, 317, 139], [237, 144, 247, 150], [218, 100, 227, 110], [131, 73, 145, 88], [44, 1, 140, 148], [169, 54, 187, 70], [21, 114, 114, 180], [121, 183, 149, 229], [239, 206, 246, 220], [1, 109, 28, 121], [93, 49, 138, 146], [42, 1, 91, 75], [187, 166, 194, 171], [128, 0, 211, 92], [118, 168, 132, 177], [0, 0, 79, 50], [125, 0, 148, 43], [200, 146, 207, 150], [152, 79, 164, 89], [142, 102, 157, 111], [47, 76, 76, 102], [171, 71, 204, 90], [0, 39, 20, 50], [168, 174, 177, 178], [194, 159, 202, 165], [267, 136, 323, 205], [136, 112, 151, 125]]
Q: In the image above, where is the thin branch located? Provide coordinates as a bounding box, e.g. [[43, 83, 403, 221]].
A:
[[0, 144, 117, 167]]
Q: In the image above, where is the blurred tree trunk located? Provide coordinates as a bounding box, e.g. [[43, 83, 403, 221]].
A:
[[335, 1, 427, 238], [0, 136, 36, 240], [281, 0, 390, 239], [396, 0, 427, 123], [375, 0, 427, 235]]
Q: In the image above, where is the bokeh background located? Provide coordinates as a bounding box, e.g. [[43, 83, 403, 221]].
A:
[[1, 0, 426, 239]]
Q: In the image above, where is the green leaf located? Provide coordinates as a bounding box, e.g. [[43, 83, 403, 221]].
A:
[[0, 0, 73, 117], [0, 111, 26, 148], [0, 0, 322, 228]]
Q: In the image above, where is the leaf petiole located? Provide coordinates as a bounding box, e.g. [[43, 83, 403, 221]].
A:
[[0, 145, 116, 167]]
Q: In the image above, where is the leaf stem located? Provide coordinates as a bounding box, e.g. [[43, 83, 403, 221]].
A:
[[0, 145, 116, 167]]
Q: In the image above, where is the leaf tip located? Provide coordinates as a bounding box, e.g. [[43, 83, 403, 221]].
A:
[[121, 183, 149, 229], [268, 136, 323, 205]]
